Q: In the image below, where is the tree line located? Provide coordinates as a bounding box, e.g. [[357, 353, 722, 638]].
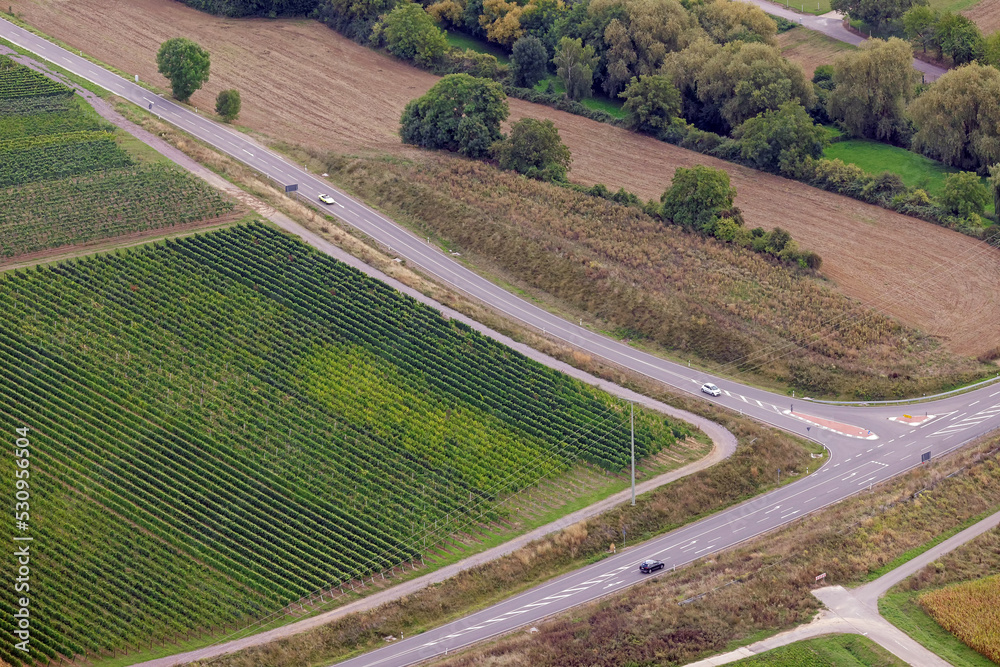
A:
[[175, 0, 1000, 236], [399, 73, 821, 269]]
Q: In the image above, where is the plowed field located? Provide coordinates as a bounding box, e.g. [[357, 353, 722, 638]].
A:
[[965, 0, 1000, 35], [8, 0, 1000, 356]]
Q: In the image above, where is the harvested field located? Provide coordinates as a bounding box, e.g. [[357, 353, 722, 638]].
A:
[[9, 0, 1000, 357], [964, 0, 1000, 34], [777, 25, 855, 76]]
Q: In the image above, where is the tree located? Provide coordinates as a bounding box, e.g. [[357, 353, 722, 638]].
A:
[[215, 89, 241, 122], [828, 38, 919, 143], [479, 0, 525, 46], [379, 2, 448, 66], [935, 12, 984, 64], [693, 0, 777, 46], [694, 41, 814, 133], [314, 0, 400, 41], [156, 38, 211, 103], [660, 165, 736, 233], [829, 0, 916, 32], [511, 35, 549, 88], [553, 37, 598, 100], [492, 118, 572, 181], [908, 64, 1000, 173], [400, 74, 508, 158], [733, 102, 827, 175], [620, 74, 681, 135], [940, 171, 990, 217], [902, 5, 938, 53], [590, 0, 698, 97], [983, 32, 1000, 69]]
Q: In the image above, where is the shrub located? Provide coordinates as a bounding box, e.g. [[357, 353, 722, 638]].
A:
[[400, 74, 508, 158], [510, 36, 548, 88], [378, 2, 449, 66], [214, 88, 241, 122], [940, 170, 990, 217], [660, 165, 736, 234], [492, 117, 571, 182]]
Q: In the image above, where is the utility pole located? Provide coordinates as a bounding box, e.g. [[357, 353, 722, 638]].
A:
[[631, 401, 636, 506]]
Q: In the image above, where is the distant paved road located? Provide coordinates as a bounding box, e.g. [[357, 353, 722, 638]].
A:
[[2, 18, 994, 667], [740, 0, 948, 81]]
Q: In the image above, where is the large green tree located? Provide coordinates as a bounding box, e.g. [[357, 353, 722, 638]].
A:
[[908, 64, 1000, 173], [400, 74, 509, 158], [733, 102, 827, 175], [829, 0, 916, 31], [156, 38, 211, 103], [902, 5, 938, 53], [379, 2, 448, 66], [828, 38, 919, 143], [553, 37, 599, 100], [620, 74, 681, 135], [493, 118, 572, 181], [935, 12, 984, 64], [660, 164, 736, 233], [693, 41, 814, 133], [511, 35, 550, 88], [590, 0, 698, 97]]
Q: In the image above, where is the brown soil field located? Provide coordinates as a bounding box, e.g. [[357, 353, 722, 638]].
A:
[[965, 0, 1000, 35], [9, 0, 1000, 357], [776, 25, 855, 76]]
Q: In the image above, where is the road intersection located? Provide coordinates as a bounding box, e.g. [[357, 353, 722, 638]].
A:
[[2, 18, 997, 666]]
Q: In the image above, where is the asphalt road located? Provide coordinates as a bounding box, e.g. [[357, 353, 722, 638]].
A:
[[2, 19, 996, 667]]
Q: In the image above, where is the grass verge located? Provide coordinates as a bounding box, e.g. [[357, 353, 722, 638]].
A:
[[879, 592, 995, 667], [878, 507, 1000, 667], [444, 30, 510, 63], [731, 634, 907, 666], [825, 140, 995, 213]]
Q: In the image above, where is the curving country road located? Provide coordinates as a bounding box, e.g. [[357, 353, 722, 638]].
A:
[[741, 0, 948, 81], [2, 18, 996, 666]]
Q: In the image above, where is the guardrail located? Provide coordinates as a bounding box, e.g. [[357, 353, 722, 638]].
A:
[[803, 373, 1000, 406]]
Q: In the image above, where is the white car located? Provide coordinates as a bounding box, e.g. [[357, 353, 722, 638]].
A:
[[318, 193, 336, 205], [701, 382, 721, 397]]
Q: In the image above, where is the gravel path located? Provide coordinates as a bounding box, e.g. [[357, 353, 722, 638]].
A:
[[686, 507, 1000, 666]]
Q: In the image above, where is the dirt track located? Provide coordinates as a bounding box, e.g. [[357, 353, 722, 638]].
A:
[[8, 0, 1000, 356]]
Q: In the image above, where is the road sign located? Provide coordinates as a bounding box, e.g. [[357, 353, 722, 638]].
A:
[[921, 451, 931, 463], [815, 573, 826, 582], [285, 183, 298, 193]]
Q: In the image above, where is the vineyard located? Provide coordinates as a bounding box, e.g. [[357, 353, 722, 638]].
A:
[[0, 54, 235, 259], [0, 165, 237, 257], [0, 223, 682, 663], [919, 574, 1000, 663]]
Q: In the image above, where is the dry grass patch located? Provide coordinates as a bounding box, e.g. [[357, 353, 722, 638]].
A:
[[7, 0, 1000, 360], [298, 150, 987, 398], [777, 26, 857, 76]]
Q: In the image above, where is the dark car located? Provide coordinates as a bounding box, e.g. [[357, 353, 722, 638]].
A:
[[639, 559, 665, 573]]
